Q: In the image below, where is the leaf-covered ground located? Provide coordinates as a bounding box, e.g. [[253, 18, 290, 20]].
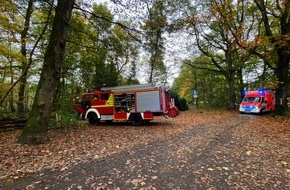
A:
[[0, 110, 289, 189]]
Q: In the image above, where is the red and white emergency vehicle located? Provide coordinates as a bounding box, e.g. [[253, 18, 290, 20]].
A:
[[239, 89, 275, 113], [73, 84, 179, 125]]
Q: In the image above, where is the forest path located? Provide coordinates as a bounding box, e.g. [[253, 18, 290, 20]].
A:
[[1, 111, 289, 189]]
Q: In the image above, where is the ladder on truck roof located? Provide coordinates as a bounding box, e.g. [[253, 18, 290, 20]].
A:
[[101, 84, 169, 92]]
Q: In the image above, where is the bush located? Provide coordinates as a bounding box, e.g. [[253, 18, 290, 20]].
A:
[[171, 94, 188, 111]]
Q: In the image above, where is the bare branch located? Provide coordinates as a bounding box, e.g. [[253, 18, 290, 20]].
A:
[[184, 59, 222, 74], [73, 4, 142, 43]]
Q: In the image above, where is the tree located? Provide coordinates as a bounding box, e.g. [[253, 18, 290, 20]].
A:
[[125, 47, 140, 85], [0, 0, 22, 111], [249, 0, 289, 115], [172, 55, 228, 108], [63, 3, 138, 92], [18, 0, 34, 115], [186, 0, 254, 109], [0, 0, 53, 113], [217, 0, 289, 114], [17, 0, 75, 144], [143, 0, 168, 84]]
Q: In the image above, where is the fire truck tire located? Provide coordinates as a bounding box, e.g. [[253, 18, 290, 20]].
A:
[[88, 112, 100, 125], [168, 108, 178, 118], [129, 113, 143, 126], [143, 120, 150, 125]]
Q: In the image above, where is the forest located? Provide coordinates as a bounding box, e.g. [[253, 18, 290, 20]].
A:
[[0, 0, 289, 144]]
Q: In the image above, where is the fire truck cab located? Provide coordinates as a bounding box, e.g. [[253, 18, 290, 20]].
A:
[[73, 84, 179, 125], [239, 89, 275, 114]]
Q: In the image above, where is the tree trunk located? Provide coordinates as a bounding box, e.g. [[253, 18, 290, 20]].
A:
[[17, 0, 75, 145], [9, 50, 15, 112], [237, 67, 244, 101], [225, 48, 236, 110], [227, 73, 236, 109], [18, 0, 34, 115], [273, 8, 290, 115], [274, 48, 290, 115]]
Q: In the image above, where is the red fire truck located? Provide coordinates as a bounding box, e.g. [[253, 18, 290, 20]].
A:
[[239, 89, 275, 114], [73, 84, 179, 125]]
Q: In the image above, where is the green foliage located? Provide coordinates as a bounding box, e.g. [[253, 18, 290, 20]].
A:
[[64, 4, 139, 92], [91, 4, 113, 30], [170, 93, 188, 111], [0, 0, 21, 33], [172, 56, 229, 109], [49, 112, 87, 130]]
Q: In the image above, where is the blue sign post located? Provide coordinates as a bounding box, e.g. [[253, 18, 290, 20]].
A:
[[192, 90, 198, 107], [192, 90, 198, 97]]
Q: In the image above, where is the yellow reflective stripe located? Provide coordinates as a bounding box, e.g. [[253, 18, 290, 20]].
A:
[[91, 105, 114, 108]]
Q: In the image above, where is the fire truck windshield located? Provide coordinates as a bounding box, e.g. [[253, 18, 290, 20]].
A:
[[243, 97, 261, 102]]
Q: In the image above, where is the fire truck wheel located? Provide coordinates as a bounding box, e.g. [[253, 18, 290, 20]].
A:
[[88, 113, 100, 125], [168, 108, 178, 118], [130, 113, 143, 126], [143, 120, 150, 125]]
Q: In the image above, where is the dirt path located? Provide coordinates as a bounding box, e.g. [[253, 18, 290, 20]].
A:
[[1, 112, 289, 189]]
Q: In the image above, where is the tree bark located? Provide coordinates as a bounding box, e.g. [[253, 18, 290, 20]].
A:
[[227, 74, 236, 109], [275, 48, 290, 115], [237, 67, 244, 101], [17, 0, 75, 144]]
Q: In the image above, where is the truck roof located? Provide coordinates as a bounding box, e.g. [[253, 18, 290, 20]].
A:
[[244, 90, 273, 96], [101, 84, 169, 93]]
